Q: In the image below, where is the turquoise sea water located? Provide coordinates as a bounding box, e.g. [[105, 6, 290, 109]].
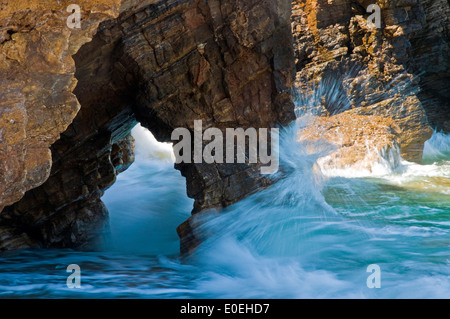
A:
[[0, 122, 448, 299]]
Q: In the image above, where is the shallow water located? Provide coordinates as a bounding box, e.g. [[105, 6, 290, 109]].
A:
[[0, 125, 449, 299]]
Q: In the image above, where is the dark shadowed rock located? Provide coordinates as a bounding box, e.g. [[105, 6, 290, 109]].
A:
[[0, 0, 296, 251]]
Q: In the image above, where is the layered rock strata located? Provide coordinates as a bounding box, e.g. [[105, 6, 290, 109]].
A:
[[292, 0, 449, 165], [0, 0, 296, 251], [0, 0, 448, 253]]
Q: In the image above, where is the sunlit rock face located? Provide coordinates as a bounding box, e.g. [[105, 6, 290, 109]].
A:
[[0, 0, 296, 250], [298, 111, 402, 172], [0, 0, 447, 253], [292, 0, 449, 164], [0, 0, 124, 215]]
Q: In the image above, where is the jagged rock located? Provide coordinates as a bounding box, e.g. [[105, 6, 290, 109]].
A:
[[291, 0, 448, 163], [0, 0, 124, 214], [298, 111, 402, 171], [0, 0, 295, 251]]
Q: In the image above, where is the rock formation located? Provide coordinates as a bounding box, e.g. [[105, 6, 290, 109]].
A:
[[298, 111, 402, 172], [0, 0, 123, 216], [0, 0, 126, 249], [0, 0, 295, 251], [292, 0, 449, 166], [0, 0, 448, 253]]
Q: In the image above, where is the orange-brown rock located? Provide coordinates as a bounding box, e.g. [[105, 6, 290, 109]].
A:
[[298, 111, 402, 171], [0, 0, 124, 213], [291, 0, 447, 162], [0, 0, 296, 251]]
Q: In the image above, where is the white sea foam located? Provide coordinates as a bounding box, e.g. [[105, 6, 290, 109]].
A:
[[132, 124, 175, 162], [423, 131, 450, 163], [316, 132, 450, 195]]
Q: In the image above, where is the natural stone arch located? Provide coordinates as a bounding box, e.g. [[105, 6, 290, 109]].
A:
[[0, 0, 295, 251]]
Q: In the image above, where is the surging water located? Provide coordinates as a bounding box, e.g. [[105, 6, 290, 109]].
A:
[[0, 122, 448, 298]]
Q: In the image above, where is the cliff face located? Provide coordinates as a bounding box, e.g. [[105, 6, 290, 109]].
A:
[[0, 0, 448, 252], [0, 0, 125, 249], [0, 0, 295, 250], [292, 0, 449, 164], [0, 0, 123, 215]]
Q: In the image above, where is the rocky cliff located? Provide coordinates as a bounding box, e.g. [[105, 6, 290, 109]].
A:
[[0, 0, 448, 252], [0, 0, 295, 250], [292, 0, 449, 168]]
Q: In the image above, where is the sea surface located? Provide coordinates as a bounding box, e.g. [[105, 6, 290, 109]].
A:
[[0, 122, 449, 299]]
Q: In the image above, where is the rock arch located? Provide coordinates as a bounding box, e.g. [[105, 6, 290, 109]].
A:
[[0, 0, 295, 251]]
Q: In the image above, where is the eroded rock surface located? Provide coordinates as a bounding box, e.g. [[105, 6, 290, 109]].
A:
[[292, 0, 449, 163], [0, 0, 124, 214], [298, 111, 401, 171], [0, 0, 447, 253], [0, 0, 295, 251]]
